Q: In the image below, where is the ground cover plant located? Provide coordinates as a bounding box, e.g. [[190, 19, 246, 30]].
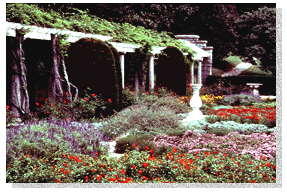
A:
[[6, 144, 276, 183], [6, 85, 277, 183]]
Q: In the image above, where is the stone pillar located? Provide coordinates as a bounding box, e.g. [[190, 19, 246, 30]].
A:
[[198, 59, 202, 84], [149, 54, 155, 92], [191, 61, 195, 84], [119, 52, 126, 89], [202, 46, 213, 84]]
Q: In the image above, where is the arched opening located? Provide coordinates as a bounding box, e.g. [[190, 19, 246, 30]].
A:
[[155, 47, 187, 95], [66, 38, 121, 115]]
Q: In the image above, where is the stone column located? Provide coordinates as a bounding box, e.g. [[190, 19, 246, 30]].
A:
[[149, 53, 155, 92], [119, 52, 126, 89], [198, 59, 203, 84], [191, 61, 195, 84], [202, 46, 213, 84]]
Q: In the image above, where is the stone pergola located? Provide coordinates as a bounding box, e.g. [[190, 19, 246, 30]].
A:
[[6, 21, 212, 92], [175, 35, 213, 84]]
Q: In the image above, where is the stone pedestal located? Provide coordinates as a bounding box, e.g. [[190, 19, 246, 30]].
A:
[[246, 83, 262, 96], [182, 84, 204, 124]]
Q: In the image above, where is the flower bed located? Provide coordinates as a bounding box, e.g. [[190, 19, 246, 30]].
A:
[[206, 106, 276, 128], [6, 144, 276, 183], [6, 89, 277, 183]]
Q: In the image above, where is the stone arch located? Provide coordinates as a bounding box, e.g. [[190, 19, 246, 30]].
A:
[[66, 38, 121, 114], [155, 47, 186, 95]]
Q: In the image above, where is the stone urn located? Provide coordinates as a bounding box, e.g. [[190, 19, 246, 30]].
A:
[[182, 84, 204, 124]]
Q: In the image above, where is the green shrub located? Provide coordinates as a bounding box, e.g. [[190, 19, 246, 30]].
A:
[[205, 121, 269, 136], [98, 104, 187, 141], [221, 93, 262, 106], [6, 120, 107, 166], [253, 102, 276, 108], [35, 92, 107, 121], [201, 78, 252, 96], [150, 96, 190, 114], [115, 133, 154, 153]]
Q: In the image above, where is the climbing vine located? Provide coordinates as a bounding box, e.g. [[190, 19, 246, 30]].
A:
[[6, 3, 196, 57]]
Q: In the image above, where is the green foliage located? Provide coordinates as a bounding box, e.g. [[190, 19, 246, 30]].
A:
[[121, 86, 190, 114], [115, 133, 156, 154], [6, 120, 107, 167], [35, 92, 107, 121], [98, 104, 187, 141], [234, 6, 276, 74], [221, 93, 262, 106], [6, 106, 14, 126], [201, 79, 252, 97], [6, 149, 276, 183], [6, 3, 195, 56], [253, 101, 276, 108], [205, 121, 269, 136]]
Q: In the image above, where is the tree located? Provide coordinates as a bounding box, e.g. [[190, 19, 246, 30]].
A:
[[234, 6, 276, 74]]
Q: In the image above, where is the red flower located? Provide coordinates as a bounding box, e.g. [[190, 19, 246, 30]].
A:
[[145, 146, 149, 150], [138, 170, 143, 175], [92, 93, 96, 97], [70, 155, 74, 159], [56, 179, 61, 183], [60, 168, 64, 172], [84, 176, 89, 181], [6, 105, 9, 110], [133, 145, 137, 148], [92, 169, 96, 172], [143, 163, 149, 168], [47, 111, 49, 114], [224, 153, 227, 157], [266, 162, 271, 167], [97, 175, 102, 180], [108, 98, 112, 102], [173, 147, 177, 153], [121, 170, 126, 174], [36, 103, 39, 106], [273, 165, 276, 169], [132, 165, 136, 169], [84, 98, 88, 101], [64, 100, 66, 103]]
